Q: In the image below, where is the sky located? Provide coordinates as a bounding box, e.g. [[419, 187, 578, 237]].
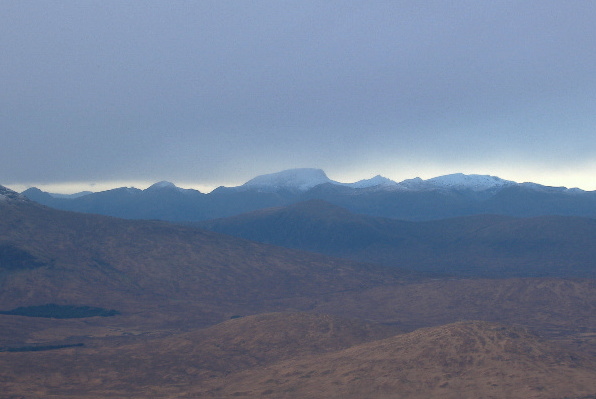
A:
[[2, 1, 596, 193]]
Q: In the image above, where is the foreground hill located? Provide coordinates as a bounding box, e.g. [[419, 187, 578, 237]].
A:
[[1, 313, 594, 399], [0, 313, 401, 396], [209, 320, 596, 399], [198, 199, 596, 278]]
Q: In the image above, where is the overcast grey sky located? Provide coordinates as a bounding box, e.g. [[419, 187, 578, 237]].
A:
[[2, 1, 596, 193]]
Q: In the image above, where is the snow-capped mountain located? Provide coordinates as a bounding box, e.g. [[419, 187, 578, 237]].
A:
[[344, 175, 398, 189], [146, 181, 178, 190], [16, 168, 596, 222], [240, 168, 336, 192], [415, 173, 517, 191], [144, 181, 193, 193], [143, 181, 201, 195], [49, 191, 93, 199], [392, 177, 426, 190], [238, 169, 517, 193], [0, 185, 27, 202]]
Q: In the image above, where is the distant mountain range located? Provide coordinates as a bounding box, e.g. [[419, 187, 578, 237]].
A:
[[19, 168, 596, 221]]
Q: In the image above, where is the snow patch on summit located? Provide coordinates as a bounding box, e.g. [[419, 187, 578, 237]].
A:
[[386, 174, 517, 191], [144, 181, 195, 193], [146, 181, 178, 190], [424, 173, 516, 191], [241, 168, 335, 191], [0, 185, 28, 202], [344, 175, 398, 189], [49, 191, 93, 199], [238, 170, 517, 193]]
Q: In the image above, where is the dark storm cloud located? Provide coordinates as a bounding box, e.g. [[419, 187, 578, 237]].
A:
[[2, 1, 596, 190]]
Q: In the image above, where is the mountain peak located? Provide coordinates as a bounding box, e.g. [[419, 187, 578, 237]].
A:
[[49, 191, 94, 199], [421, 173, 516, 191], [241, 168, 334, 191], [145, 181, 179, 191], [0, 185, 28, 203], [346, 175, 397, 189]]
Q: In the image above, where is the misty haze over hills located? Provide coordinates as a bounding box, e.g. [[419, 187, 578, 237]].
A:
[[19, 168, 596, 222]]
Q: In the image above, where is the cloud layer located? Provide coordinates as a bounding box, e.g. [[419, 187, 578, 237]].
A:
[[2, 1, 596, 191]]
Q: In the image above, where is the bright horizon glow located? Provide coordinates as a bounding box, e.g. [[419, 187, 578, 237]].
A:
[[5, 166, 596, 195]]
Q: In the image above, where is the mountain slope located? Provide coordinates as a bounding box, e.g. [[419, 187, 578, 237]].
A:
[[198, 199, 401, 253], [210, 321, 596, 399], [0, 192, 407, 313], [312, 278, 596, 336], [198, 200, 596, 278], [0, 312, 401, 398]]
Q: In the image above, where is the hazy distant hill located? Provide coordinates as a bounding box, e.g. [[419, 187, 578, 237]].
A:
[[22, 183, 211, 221], [198, 199, 596, 278], [20, 168, 596, 221]]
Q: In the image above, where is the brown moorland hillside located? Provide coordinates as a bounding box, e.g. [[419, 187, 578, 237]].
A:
[[2, 277, 595, 359], [310, 278, 596, 336], [0, 196, 407, 314], [205, 320, 596, 399], [0, 312, 403, 398], [1, 314, 593, 399]]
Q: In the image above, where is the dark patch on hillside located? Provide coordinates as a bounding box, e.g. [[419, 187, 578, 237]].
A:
[[0, 304, 120, 318], [0, 343, 84, 352], [0, 243, 48, 271]]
